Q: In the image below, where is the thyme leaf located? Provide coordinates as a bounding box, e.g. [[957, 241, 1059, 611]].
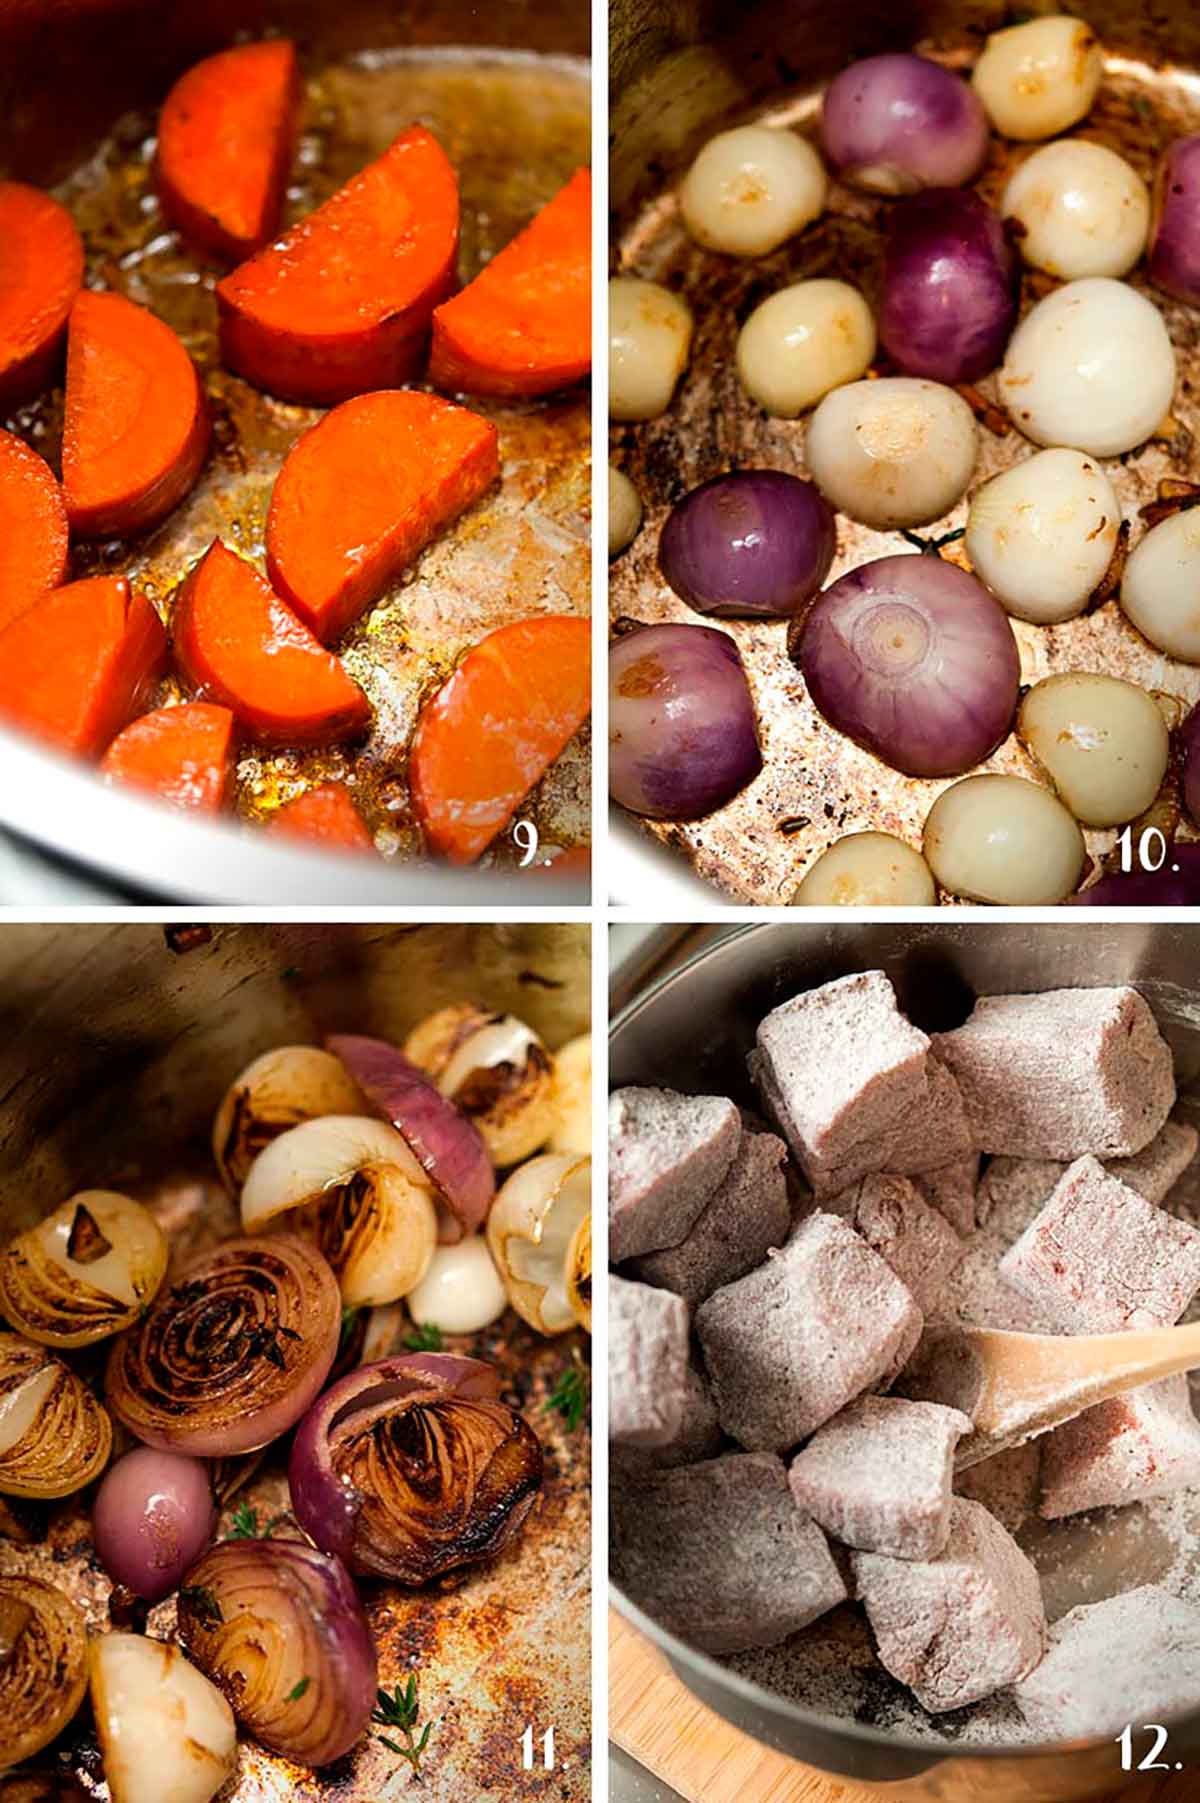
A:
[[372, 1676, 433, 1778], [544, 1352, 589, 1432], [224, 1503, 291, 1541], [286, 1676, 311, 1702], [179, 1585, 224, 1628], [403, 1321, 444, 1352]]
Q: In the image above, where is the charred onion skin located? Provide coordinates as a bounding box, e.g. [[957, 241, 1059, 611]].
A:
[[177, 1538, 377, 1767], [403, 1003, 556, 1168], [0, 1333, 112, 1498], [0, 1575, 88, 1767], [289, 1354, 544, 1583], [0, 1192, 167, 1349], [212, 1046, 365, 1193], [104, 1234, 339, 1456]]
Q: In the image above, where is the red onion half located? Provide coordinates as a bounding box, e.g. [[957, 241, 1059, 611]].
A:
[[1070, 843, 1200, 906], [609, 622, 762, 819], [658, 471, 835, 619], [821, 53, 988, 195], [92, 1447, 217, 1601], [289, 1353, 543, 1583], [325, 1033, 494, 1243], [1149, 136, 1200, 304], [792, 554, 1020, 778], [1183, 701, 1200, 827], [880, 189, 1017, 385], [177, 1537, 376, 1767]]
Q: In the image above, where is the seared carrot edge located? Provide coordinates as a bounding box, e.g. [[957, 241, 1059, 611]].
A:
[[264, 390, 499, 643], [0, 182, 83, 410], [266, 782, 376, 854], [171, 539, 371, 748], [100, 701, 236, 813], [62, 290, 210, 539], [409, 615, 591, 865], [215, 126, 460, 406], [428, 167, 591, 397], [0, 576, 166, 759], [0, 429, 69, 633], [156, 41, 302, 261]]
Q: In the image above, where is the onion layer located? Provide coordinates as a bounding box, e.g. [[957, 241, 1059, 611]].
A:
[[212, 1046, 366, 1193], [326, 1033, 494, 1241], [178, 1538, 376, 1767], [90, 1633, 235, 1803], [289, 1354, 543, 1583], [610, 622, 762, 819], [92, 1448, 217, 1601], [0, 1191, 167, 1348], [104, 1234, 339, 1456], [658, 470, 835, 619], [403, 1005, 556, 1169], [488, 1153, 592, 1335], [879, 189, 1016, 385], [0, 1332, 112, 1497], [821, 53, 988, 194], [792, 555, 1020, 778], [406, 1236, 508, 1334], [549, 1032, 591, 1157], [0, 1575, 87, 1767], [1184, 703, 1200, 828]]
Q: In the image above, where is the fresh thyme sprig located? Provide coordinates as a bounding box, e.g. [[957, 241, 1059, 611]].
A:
[[224, 1502, 291, 1540], [544, 1351, 589, 1432], [372, 1676, 433, 1779], [403, 1321, 444, 1352]]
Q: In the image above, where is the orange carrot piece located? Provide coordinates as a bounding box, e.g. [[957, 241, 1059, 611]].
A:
[[156, 41, 302, 262], [429, 168, 591, 397], [409, 615, 591, 865], [0, 182, 83, 411], [0, 575, 165, 759], [265, 392, 499, 643], [172, 540, 371, 748], [62, 290, 210, 539], [217, 126, 459, 405], [0, 429, 69, 633], [266, 783, 376, 855], [100, 701, 236, 812]]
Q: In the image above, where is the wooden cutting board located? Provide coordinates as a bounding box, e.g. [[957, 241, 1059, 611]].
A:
[[610, 1611, 1197, 1803]]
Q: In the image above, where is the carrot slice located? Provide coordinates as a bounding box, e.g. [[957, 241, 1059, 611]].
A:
[[429, 168, 591, 397], [100, 701, 236, 812], [0, 182, 83, 411], [62, 290, 210, 539], [0, 575, 165, 759], [266, 783, 376, 854], [409, 615, 591, 865], [0, 429, 69, 633], [172, 540, 371, 748], [156, 41, 302, 262], [265, 391, 499, 642], [216, 126, 459, 405]]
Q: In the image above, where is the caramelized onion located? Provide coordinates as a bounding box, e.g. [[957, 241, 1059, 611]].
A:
[[404, 1004, 556, 1167], [326, 1033, 495, 1243], [212, 1045, 366, 1193], [177, 1538, 376, 1767], [0, 1192, 167, 1348], [567, 1211, 592, 1333], [90, 1632, 235, 1803], [549, 1033, 591, 1157], [0, 1333, 112, 1497], [104, 1234, 339, 1456], [487, 1154, 592, 1335], [289, 1354, 543, 1583], [0, 1575, 88, 1767]]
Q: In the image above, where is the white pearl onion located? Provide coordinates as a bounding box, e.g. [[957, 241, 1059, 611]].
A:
[[405, 1235, 507, 1335], [1121, 508, 1200, 663], [609, 277, 694, 422], [998, 278, 1176, 458], [791, 832, 936, 906], [972, 15, 1104, 141], [1002, 141, 1149, 280], [609, 466, 643, 557], [1018, 673, 1168, 828], [923, 774, 1085, 905], [736, 279, 875, 417], [679, 125, 827, 257], [805, 377, 977, 528], [965, 448, 1119, 625]]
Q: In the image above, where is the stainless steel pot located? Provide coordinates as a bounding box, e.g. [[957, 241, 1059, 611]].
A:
[[0, 921, 592, 1800], [609, 921, 1200, 1801], [0, 0, 590, 904]]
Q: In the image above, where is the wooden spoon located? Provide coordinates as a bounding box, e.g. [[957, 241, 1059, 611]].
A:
[[898, 1319, 1200, 1468]]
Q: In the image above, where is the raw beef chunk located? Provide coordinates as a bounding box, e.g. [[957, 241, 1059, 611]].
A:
[[610, 1274, 690, 1446], [628, 1123, 790, 1305], [1011, 1587, 1200, 1740], [977, 1119, 1197, 1227], [609, 1086, 740, 1262], [612, 1362, 723, 1476], [824, 1173, 963, 1314], [1039, 1375, 1200, 1519]]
